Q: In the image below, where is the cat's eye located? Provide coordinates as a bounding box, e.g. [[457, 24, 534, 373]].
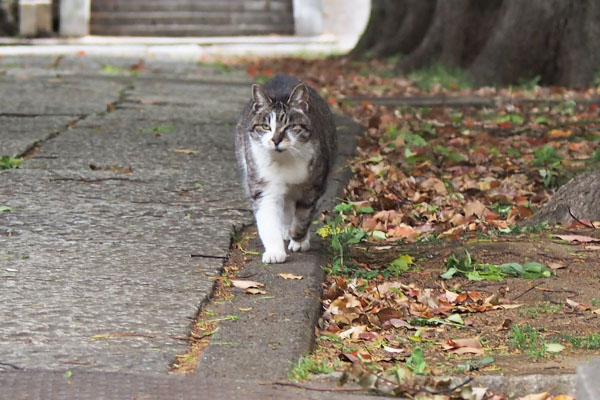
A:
[[261, 124, 271, 130]]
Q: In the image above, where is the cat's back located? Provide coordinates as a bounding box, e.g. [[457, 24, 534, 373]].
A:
[[261, 75, 302, 102]]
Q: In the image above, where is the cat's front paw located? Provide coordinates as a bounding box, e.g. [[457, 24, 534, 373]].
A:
[[262, 249, 287, 264], [288, 237, 310, 252]]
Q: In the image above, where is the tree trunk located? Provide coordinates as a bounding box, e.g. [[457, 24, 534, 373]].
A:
[[525, 171, 600, 227], [353, 0, 600, 87], [350, 0, 397, 57], [0, 1, 17, 36], [369, 0, 435, 58], [398, 0, 503, 72], [466, 0, 598, 86]]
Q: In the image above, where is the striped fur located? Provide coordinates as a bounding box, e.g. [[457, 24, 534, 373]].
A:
[[235, 75, 337, 263]]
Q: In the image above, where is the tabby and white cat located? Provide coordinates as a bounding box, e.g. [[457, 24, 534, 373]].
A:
[[235, 75, 337, 263]]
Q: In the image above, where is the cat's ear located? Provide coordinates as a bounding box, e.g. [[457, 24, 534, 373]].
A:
[[252, 84, 272, 109], [288, 83, 309, 111]]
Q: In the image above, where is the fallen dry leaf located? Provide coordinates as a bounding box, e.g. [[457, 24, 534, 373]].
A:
[[548, 262, 566, 270], [174, 149, 199, 155], [232, 280, 264, 290], [442, 337, 484, 355], [464, 199, 488, 218], [383, 346, 405, 354], [566, 298, 589, 311], [278, 273, 303, 280], [547, 129, 572, 138], [554, 234, 600, 243], [244, 288, 267, 295]]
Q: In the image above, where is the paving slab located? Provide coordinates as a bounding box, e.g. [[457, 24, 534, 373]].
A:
[[0, 56, 252, 374], [0, 115, 75, 156]]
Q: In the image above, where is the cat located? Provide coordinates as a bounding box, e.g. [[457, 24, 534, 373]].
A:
[[235, 75, 337, 263]]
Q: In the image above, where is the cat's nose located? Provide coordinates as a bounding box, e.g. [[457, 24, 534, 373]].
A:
[[272, 136, 283, 146]]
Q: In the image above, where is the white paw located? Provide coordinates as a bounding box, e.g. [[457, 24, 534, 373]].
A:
[[288, 237, 310, 252], [262, 249, 287, 264], [281, 229, 291, 241]]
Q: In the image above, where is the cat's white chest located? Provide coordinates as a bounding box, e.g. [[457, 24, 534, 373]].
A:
[[251, 143, 312, 186]]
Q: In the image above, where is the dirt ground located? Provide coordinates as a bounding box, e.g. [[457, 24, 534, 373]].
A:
[[315, 227, 600, 377]]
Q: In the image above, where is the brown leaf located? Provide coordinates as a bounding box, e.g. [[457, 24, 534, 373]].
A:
[[174, 149, 199, 155], [555, 234, 600, 243], [566, 298, 589, 311], [377, 307, 405, 324], [498, 319, 512, 331], [362, 217, 378, 231], [548, 262, 566, 270], [382, 318, 411, 329], [547, 129, 572, 138], [387, 224, 417, 240], [368, 115, 381, 129], [244, 288, 267, 295], [278, 273, 303, 280], [358, 331, 380, 341], [383, 346, 405, 354], [442, 338, 484, 355], [419, 177, 447, 195], [464, 199, 488, 218], [232, 280, 264, 290]]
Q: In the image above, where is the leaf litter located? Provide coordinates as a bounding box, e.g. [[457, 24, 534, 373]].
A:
[[244, 56, 600, 398]]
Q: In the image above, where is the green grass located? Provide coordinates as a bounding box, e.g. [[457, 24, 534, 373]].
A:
[[318, 204, 367, 278], [531, 144, 566, 188], [406, 346, 427, 375], [101, 64, 139, 76], [288, 355, 335, 382], [515, 302, 563, 319], [560, 333, 600, 350], [408, 64, 471, 91], [509, 324, 547, 359], [0, 155, 23, 169], [145, 125, 175, 134]]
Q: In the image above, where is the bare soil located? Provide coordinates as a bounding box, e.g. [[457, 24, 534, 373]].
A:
[[316, 227, 600, 377]]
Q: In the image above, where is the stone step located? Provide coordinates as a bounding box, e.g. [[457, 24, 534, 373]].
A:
[[90, 0, 291, 13], [89, 23, 294, 37], [90, 11, 293, 26]]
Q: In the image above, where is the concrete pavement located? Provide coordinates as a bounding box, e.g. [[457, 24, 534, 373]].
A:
[[0, 55, 254, 373]]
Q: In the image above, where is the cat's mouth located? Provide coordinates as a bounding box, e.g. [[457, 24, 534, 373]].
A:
[[274, 147, 286, 153]]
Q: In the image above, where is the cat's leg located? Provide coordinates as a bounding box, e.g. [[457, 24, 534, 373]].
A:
[[255, 195, 287, 263], [288, 201, 316, 252], [281, 197, 294, 242]]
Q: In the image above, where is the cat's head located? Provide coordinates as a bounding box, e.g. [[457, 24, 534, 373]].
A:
[[247, 82, 312, 154]]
